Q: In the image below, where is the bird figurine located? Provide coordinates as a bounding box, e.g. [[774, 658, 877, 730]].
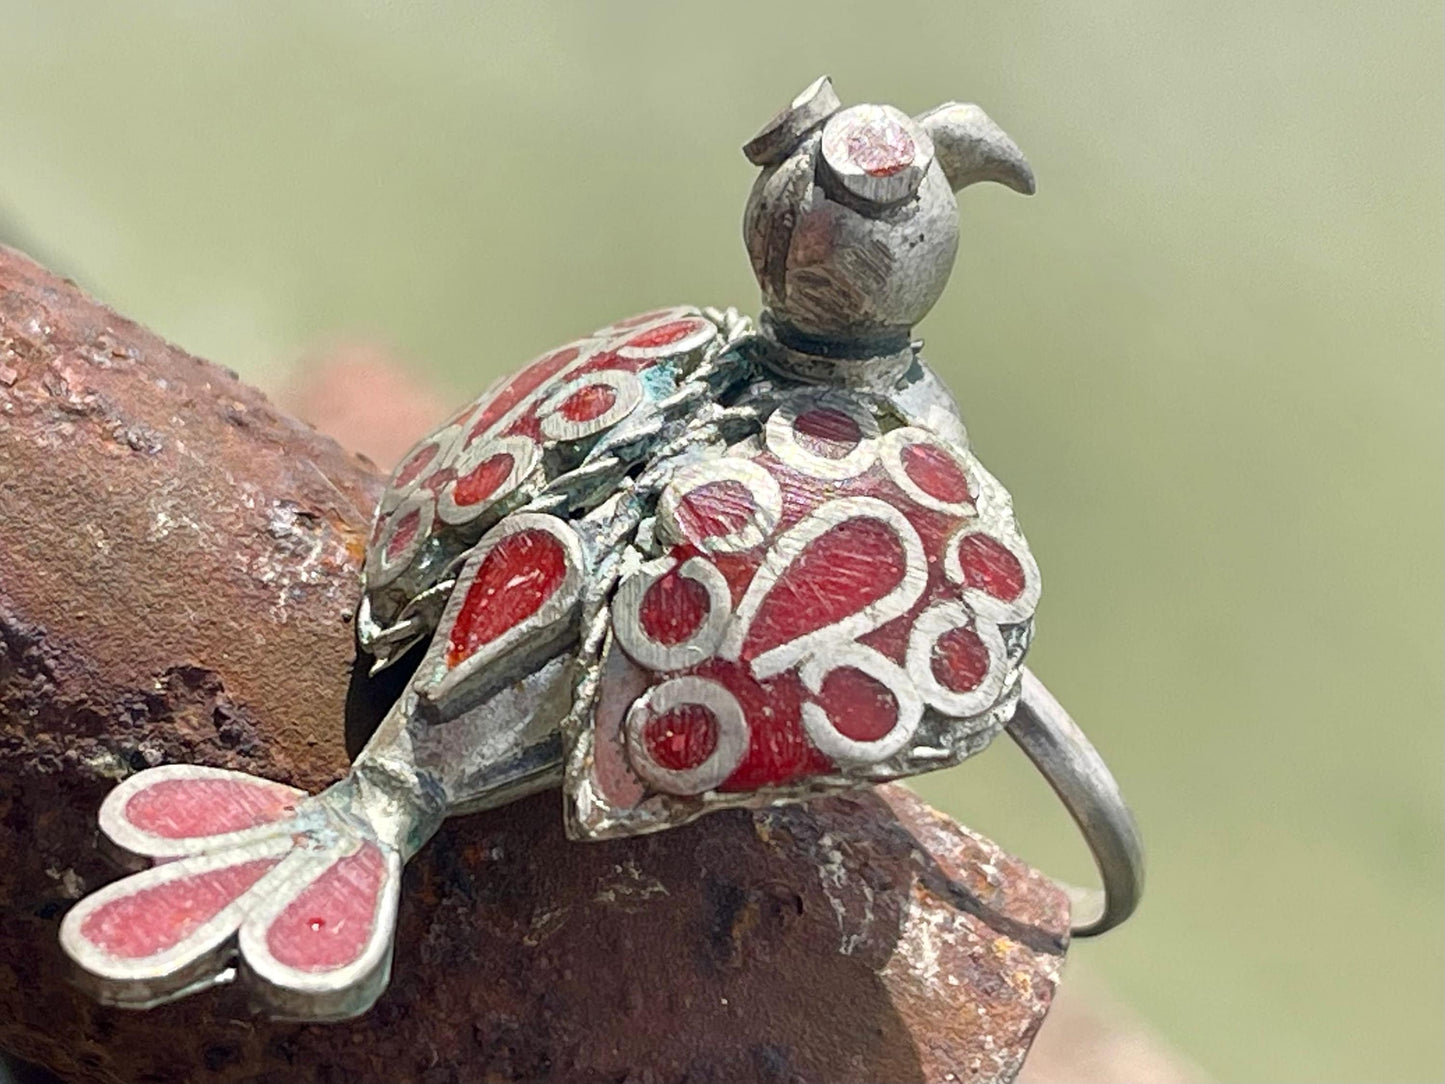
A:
[[60, 77, 1142, 1021]]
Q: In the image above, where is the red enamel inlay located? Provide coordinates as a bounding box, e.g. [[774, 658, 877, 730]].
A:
[[559, 383, 617, 423], [81, 859, 278, 958], [674, 480, 755, 544], [638, 568, 710, 645], [932, 626, 991, 693], [902, 443, 972, 504], [609, 308, 677, 333], [265, 843, 386, 973], [741, 517, 905, 662], [644, 703, 718, 771], [467, 345, 580, 445], [453, 452, 515, 508], [393, 442, 438, 489], [124, 778, 298, 840], [384, 507, 421, 563], [705, 661, 831, 790], [956, 533, 1026, 602], [422, 465, 457, 495], [624, 318, 703, 350], [793, 408, 862, 460], [446, 529, 568, 666], [815, 666, 899, 742], [846, 116, 916, 177]]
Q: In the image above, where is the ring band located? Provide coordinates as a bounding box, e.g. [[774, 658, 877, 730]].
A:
[[1006, 668, 1145, 937]]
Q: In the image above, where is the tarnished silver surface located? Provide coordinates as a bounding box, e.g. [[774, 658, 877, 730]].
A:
[[61, 77, 1142, 1021]]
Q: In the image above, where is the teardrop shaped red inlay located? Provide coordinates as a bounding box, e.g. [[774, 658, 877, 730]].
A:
[[956, 533, 1026, 601], [467, 345, 580, 446], [793, 408, 862, 459], [815, 666, 899, 742], [932, 626, 991, 693], [625, 318, 704, 349], [446, 529, 568, 666], [124, 778, 298, 840], [644, 704, 719, 771], [902, 442, 972, 504], [741, 517, 905, 663], [384, 507, 421, 563], [453, 452, 515, 508], [559, 383, 617, 423], [265, 842, 386, 972], [393, 442, 438, 489], [638, 568, 710, 646], [81, 859, 279, 958]]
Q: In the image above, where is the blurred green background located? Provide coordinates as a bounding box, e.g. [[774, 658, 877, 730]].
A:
[[1, 3, 1440, 1080]]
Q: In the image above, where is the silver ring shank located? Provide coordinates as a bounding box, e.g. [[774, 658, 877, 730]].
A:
[[1006, 668, 1144, 937]]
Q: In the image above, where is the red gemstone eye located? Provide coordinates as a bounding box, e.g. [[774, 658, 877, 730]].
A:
[[846, 116, 915, 177], [393, 443, 437, 488], [643, 704, 719, 771], [931, 626, 991, 693], [793, 407, 862, 459], [901, 443, 972, 504], [453, 452, 514, 507], [559, 383, 618, 423], [384, 508, 421, 562], [955, 534, 1026, 602]]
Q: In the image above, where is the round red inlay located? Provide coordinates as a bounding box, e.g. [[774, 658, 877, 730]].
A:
[[453, 452, 514, 507], [644, 703, 719, 771], [384, 508, 421, 563], [931, 626, 991, 693], [901, 442, 972, 504], [558, 383, 617, 423], [956, 533, 1026, 602], [393, 442, 437, 489], [846, 116, 916, 177], [625, 318, 703, 350], [446, 529, 568, 666], [793, 408, 862, 459], [674, 479, 755, 543], [638, 569, 710, 646], [816, 667, 899, 743]]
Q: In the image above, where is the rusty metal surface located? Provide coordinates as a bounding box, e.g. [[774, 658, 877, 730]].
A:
[[0, 243, 1068, 1084]]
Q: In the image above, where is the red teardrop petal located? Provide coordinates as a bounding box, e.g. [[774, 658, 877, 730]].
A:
[[559, 383, 617, 423], [815, 666, 899, 743], [453, 452, 515, 507], [384, 508, 421, 562], [956, 534, 1026, 602], [932, 626, 991, 693], [393, 442, 437, 488], [638, 568, 710, 646], [124, 778, 298, 839], [643, 704, 719, 771], [902, 443, 972, 504], [467, 345, 580, 445], [265, 842, 386, 972], [793, 408, 862, 459], [81, 859, 279, 958], [446, 530, 568, 666], [625, 318, 703, 349], [742, 517, 904, 662]]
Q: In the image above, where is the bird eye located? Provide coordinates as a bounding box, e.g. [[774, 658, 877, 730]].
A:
[[820, 104, 935, 206]]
